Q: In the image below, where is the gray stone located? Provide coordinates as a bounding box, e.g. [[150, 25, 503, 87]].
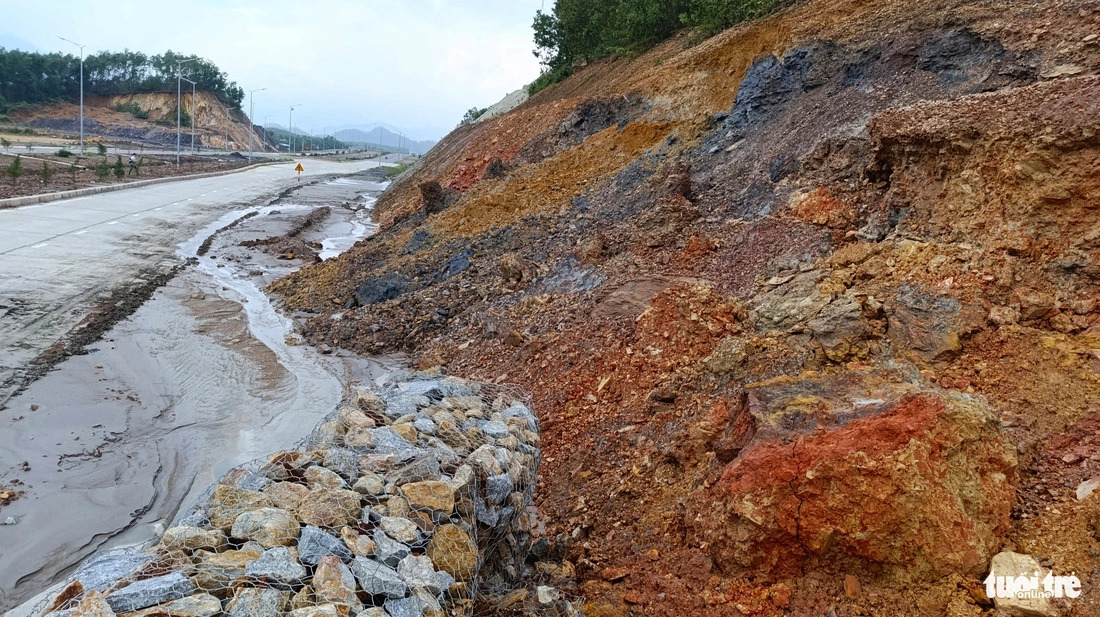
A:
[[227, 587, 282, 617], [502, 403, 537, 431], [74, 552, 153, 592], [323, 447, 359, 481], [386, 457, 441, 485], [373, 527, 411, 567], [298, 526, 353, 565], [105, 572, 195, 613], [245, 546, 308, 586], [435, 570, 456, 593], [349, 557, 408, 599], [485, 474, 514, 506], [479, 420, 511, 439], [380, 516, 420, 544], [413, 417, 437, 435], [176, 509, 209, 528], [396, 555, 442, 595], [384, 596, 424, 617], [370, 427, 417, 456], [397, 380, 447, 400], [380, 394, 418, 418], [475, 502, 514, 527]]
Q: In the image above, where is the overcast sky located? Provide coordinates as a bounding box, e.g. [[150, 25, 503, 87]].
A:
[[1, 0, 547, 141]]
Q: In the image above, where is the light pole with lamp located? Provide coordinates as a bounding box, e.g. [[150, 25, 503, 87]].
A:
[[288, 104, 301, 154], [181, 77, 196, 154], [175, 57, 197, 165], [58, 37, 85, 155], [247, 87, 266, 162]]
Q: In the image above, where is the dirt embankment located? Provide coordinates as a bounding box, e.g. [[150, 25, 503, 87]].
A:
[[7, 91, 272, 151], [270, 0, 1100, 615]]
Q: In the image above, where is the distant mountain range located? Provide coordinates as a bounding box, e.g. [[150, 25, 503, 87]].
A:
[[334, 126, 436, 155]]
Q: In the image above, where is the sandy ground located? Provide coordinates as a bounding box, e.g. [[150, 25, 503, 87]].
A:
[[0, 169, 400, 613]]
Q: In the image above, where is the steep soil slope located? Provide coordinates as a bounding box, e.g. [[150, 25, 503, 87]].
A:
[[271, 0, 1100, 615], [10, 91, 271, 151]]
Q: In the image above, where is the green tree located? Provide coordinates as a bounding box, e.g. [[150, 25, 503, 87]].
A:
[[113, 155, 125, 179], [530, 0, 794, 93], [40, 160, 53, 185], [96, 142, 107, 155], [94, 158, 110, 181], [5, 154, 23, 184], [0, 47, 246, 110], [459, 107, 488, 126], [0, 137, 9, 152]]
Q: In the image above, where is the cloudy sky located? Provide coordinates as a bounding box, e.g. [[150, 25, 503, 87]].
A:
[[1, 0, 547, 141]]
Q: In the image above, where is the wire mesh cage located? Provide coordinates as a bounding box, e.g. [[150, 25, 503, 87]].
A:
[[31, 372, 581, 617]]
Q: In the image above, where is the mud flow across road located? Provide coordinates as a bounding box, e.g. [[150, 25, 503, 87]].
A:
[[0, 168, 403, 613]]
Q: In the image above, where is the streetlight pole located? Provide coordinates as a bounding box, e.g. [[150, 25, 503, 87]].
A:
[[58, 37, 85, 156], [248, 87, 266, 162], [288, 105, 301, 154], [181, 77, 197, 154], [175, 58, 197, 165]]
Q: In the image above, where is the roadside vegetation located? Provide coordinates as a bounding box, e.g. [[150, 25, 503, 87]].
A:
[[530, 0, 797, 93]]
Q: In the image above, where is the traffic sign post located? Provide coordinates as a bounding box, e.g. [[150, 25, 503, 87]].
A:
[[295, 162, 303, 185]]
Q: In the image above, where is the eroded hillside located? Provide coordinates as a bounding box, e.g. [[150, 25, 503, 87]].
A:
[[271, 0, 1100, 614], [10, 91, 270, 151]]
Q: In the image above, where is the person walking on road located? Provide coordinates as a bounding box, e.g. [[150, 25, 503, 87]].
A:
[[128, 153, 138, 176]]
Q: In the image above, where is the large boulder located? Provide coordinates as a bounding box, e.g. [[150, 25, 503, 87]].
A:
[[104, 572, 195, 613], [689, 368, 1017, 581]]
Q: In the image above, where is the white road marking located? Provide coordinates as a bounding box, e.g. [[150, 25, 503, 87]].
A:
[[32, 242, 48, 248], [154, 207, 162, 211], [107, 221, 118, 225], [132, 213, 141, 217], [75, 230, 88, 235]]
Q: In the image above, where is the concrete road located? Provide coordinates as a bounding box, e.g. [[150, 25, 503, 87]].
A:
[[0, 156, 391, 406]]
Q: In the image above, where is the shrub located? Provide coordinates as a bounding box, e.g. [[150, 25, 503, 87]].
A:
[[113, 155, 125, 179], [110, 101, 149, 120], [57, 148, 73, 157], [5, 155, 23, 184], [1, 137, 9, 152], [40, 160, 53, 185], [528, 63, 573, 95], [97, 142, 107, 155], [94, 158, 110, 181]]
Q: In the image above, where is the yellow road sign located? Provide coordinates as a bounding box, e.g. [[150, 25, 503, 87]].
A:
[[294, 163, 304, 172]]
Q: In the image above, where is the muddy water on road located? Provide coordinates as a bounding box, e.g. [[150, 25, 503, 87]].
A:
[[0, 173, 399, 613]]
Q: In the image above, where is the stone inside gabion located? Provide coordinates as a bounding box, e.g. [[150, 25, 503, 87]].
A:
[[34, 373, 582, 617]]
